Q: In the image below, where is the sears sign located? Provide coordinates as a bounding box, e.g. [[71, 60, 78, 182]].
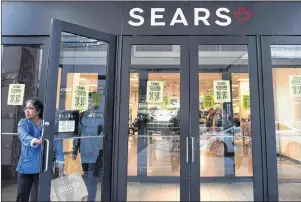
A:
[[128, 7, 252, 27]]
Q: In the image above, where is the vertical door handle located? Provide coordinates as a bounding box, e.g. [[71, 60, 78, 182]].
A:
[[43, 139, 50, 172], [186, 137, 189, 163], [191, 137, 195, 163]]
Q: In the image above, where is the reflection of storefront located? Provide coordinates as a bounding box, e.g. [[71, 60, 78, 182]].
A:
[[2, 1, 301, 201]]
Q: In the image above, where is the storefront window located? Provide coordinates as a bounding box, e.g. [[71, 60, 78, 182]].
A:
[[1, 44, 42, 200], [272, 45, 301, 201]]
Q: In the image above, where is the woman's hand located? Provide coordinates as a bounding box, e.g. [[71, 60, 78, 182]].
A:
[[34, 137, 42, 146], [55, 163, 64, 177]]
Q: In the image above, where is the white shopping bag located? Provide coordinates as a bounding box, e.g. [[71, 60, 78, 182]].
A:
[[50, 172, 88, 201]]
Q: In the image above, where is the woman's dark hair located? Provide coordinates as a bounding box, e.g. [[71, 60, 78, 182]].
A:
[[25, 99, 44, 119]]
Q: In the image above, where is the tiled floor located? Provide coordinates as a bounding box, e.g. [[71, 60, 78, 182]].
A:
[[127, 182, 254, 201], [127, 182, 301, 201], [277, 157, 301, 179], [3, 135, 301, 201], [4, 181, 301, 201], [278, 183, 301, 201]]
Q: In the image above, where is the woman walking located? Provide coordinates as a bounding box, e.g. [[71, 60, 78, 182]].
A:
[[16, 99, 64, 202]]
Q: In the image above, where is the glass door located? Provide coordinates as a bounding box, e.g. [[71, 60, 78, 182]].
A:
[[262, 36, 301, 201], [189, 36, 264, 201], [1, 37, 49, 201], [38, 19, 116, 201], [117, 36, 190, 201]]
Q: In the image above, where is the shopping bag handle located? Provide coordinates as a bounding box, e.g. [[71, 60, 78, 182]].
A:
[[59, 172, 68, 178]]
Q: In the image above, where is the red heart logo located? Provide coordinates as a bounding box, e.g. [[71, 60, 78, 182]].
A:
[[234, 7, 252, 21]]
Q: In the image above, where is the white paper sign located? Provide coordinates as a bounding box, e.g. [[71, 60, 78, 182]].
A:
[[289, 75, 301, 97], [72, 85, 89, 111], [58, 120, 75, 133], [146, 81, 164, 104], [7, 84, 25, 105], [213, 80, 231, 103]]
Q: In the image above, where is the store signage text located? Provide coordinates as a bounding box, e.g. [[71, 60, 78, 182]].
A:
[[55, 110, 80, 137], [128, 7, 252, 27]]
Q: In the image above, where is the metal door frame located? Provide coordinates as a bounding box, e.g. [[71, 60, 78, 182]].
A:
[[1, 37, 50, 198], [116, 36, 190, 201], [39, 18, 116, 201], [189, 36, 265, 201], [261, 36, 301, 201]]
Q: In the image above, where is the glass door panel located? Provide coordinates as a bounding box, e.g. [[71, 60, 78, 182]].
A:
[[271, 45, 301, 201], [52, 32, 107, 201], [39, 19, 116, 201], [127, 45, 181, 201], [197, 44, 254, 201], [122, 36, 261, 202], [1, 42, 43, 201]]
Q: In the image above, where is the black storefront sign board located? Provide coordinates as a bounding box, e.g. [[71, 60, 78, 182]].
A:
[[122, 1, 301, 35], [54, 110, 80, 138], [3, 1, 301, 36]]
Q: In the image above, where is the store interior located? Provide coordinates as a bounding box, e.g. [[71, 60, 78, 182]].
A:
[[128, 71, 252, 178]]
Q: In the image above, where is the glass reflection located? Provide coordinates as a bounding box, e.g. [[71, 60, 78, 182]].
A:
[[1, 45, 42, 201], [127, 45, 181, 201], [51, 32, 107, 201], [272, 45, 301, 201], [198, 45, 253, 201]]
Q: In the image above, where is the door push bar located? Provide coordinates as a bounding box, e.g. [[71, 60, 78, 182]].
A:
[[186, 137, 189, 163], [44, 139, 50, 172], [186, 136, 196, 163], [191, 137, 195, 163], [42, 121, 51, 172]]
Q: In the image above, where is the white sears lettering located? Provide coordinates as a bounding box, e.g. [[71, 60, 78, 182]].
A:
[[170, 8, 188, 26], [128, 7, 232, 27], [128, 8, 144, 26], [194, 8, 210, 26], [151, 8, 165, 26], [57, 181, 80, 193], [215, 8, 231, 26]]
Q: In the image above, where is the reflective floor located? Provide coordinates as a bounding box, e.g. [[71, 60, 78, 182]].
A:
[[4, 181, 301, 201], [278, 183, 301, 201], [126, 135, 301, 201], [278, 157, 301, 180], [2, 140, 301, 201], [127, 182, 301, 201], [127, 182, 253, 201]]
